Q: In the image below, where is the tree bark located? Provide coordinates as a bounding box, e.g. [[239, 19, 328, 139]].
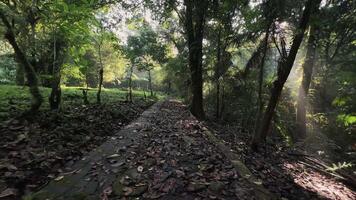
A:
[[184, 0, 208, 119], [97, 44, 104, 104], [30, 19, 37, 72], [128, 65, 133, 102], [15, 60, 25, 86], [0, 11, 43, 113], [254, 27, 270, 133], [148, 69, 153, 96], [251, 0, 321, 150], [220, 83, 225, 120], [295, 25, 317, 140], [49, 32, 61, 110], [215, 29, 221, 119]]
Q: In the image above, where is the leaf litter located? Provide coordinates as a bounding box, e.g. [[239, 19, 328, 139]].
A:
[[0, 100, 152, 199]]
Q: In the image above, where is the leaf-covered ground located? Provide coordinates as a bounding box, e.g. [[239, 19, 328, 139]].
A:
[[109, 100, 255, 199], [1, 98, 355, 199], [207, 122, 356, 200], [22, 100, 261, 200], [0, 100, 153, 199]]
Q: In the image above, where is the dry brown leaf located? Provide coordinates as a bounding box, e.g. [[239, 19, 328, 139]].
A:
[[0, 188, 18, 198]]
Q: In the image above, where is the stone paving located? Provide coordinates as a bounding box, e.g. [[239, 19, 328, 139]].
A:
[[29, 100, 271, 200]]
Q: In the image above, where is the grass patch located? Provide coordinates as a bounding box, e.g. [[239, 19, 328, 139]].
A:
[[0, 84, 164, 120]]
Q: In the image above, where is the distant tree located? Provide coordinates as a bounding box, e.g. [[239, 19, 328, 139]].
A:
[[137, 55, 157, 96], [125, 21, 167, 99]]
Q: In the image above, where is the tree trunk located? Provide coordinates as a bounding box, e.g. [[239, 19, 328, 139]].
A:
[[251, 0, 320, 150], [148, 69, 153, 96], [295, 25, 317, 140], [0, 12, 43, 113], [189, 47, 205, 119], [220, 83, 225, 120], [254, 28, 270, 133], [128, 65, 133, 102], [30, 20, 37, 72], [216, 81, 220, 118], [216, 29, 221, 119], [49, 32, 61, 110], [184, 0, 207, 119], [97, 44, 104, 104], [15, 62, 25, 86], [167, 81, 171, 94]]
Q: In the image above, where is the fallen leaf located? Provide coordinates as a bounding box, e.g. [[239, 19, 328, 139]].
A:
[[103, 186, 112, 195], [111, 161, 125, 168], [54, 175, 64, 181], [107, 154, 120, 159], [123, 187, 133, 196], [0, 188, 18, 198], [187, 182, 206, 192]]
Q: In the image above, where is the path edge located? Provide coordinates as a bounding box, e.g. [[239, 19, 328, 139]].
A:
[[200, 126, 277, 200]]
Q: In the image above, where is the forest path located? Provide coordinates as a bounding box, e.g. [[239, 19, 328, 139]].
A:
[[30, 99, 271, 200]]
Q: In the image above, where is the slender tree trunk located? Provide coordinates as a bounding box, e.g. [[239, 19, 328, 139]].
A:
[[216, 81, 220, 118], [184, 0, 207, 119], [148, 69, 153, 96], [85, 64, 89, 89], [97, 44, 104, 104], [30, 21, 37, 72], [295, 25, 317, 140], [254, 28, 270, 132], [0, 12, 43, 113], [167, 81, 171, 94], [220, 82, 225, 120], [128, 65, 133, 102], [251, 0, 320, 150], [49, 32, 61, 110], [216, 29, 221, 119], [15, 61, 25, 86]]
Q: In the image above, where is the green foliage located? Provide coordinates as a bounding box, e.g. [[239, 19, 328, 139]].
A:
[[332, 97, 349, 107], [337, 114, 356, 127], [0, 84, 155, 120], [326, 162, 353, 172], [125, 22, 167, 64], [0, 54, 17, 84]]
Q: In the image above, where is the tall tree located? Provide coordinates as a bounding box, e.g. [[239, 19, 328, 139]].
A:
[[125, 21, 167, 100], [184, 0, 209, 119], [94, 21, 105, 104], [251, 0, 321, 150], [295, 24, 317, 140]]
